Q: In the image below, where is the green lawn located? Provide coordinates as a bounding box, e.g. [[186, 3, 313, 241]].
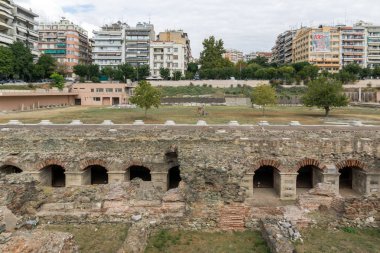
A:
[[45, 224, 129, 253], [145, 230, 270, 253], [296, 227, 380, 253], [1, 105, 380, 125]]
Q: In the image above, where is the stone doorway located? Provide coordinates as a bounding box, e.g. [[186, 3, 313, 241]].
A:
[[297, 166, 314, 189], [253, 166, 275, 188], [0, 165, 22, 176], [128, 166, 151, 181], [40, 165, 65, 187], [339, 166, 365, 196], [168, 166, 181, 190], [83, 165, 108, 185]]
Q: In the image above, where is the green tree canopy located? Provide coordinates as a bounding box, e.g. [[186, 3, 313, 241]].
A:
[[73, 64, 89, 78], [101, 66, 115, 80], [0, 46, 14, 78], [10, 41, 33, 81], [36, 54, 56, 79], [172, 70, 182, 80], [136, 64, 150, 80], [129, 80, 161, 117], [118, 63, 135, 83], [302, 78, 348, 117], [159, 67, 170, 80], [251, 84, 277, 115], [199, 36, 232, 69], [50, 72, 65, 90]]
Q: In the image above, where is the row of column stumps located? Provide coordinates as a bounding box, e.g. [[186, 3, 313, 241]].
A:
[[2, 120, 366, 127]]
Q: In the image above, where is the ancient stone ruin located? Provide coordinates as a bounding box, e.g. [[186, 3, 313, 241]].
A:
[[0, 124, 379, 252]]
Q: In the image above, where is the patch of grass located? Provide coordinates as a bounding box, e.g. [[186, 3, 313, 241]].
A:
[[45, 223, 129, 253], [296, 227, 380, 253], [0, 105, 379, 125], [145, 230, 270, 253]]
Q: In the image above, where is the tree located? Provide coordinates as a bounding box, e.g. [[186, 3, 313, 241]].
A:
[[187, 62, 198, 74], [251, 84, 277, 115], [129, 80, 161, 117], [10, 41, 33, 81], [118, 63, 135, 83], [101, 66, 115, 81], [50, 72, 65, 90], [56, 62, 70, 77], [73, 64, 89, 79], [136, 64, 150, 81], [247, 56, 269, 67], [172, 70, 182, 80], [159, 67, 170, 80], [88, 64, 100, 79], [37, 54, 56, 78], [302, 78, 348, 117], [0, 46, 14, 78], [199, 36, 230, 69]]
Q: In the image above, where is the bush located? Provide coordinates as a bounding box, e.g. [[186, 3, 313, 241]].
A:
[[342, 227, 357, 234], [91, 76, 100, 83], [79, 77, 85, 83]]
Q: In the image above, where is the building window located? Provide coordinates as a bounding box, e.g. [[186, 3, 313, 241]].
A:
[[96, 88, 104, 92], [91, 89, 94, 92], [93, 97, 101, 101], [115, 88, 122, 92], [106, 88, 113, 92]]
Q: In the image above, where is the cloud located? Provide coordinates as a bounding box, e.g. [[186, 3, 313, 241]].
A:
[[62, 4, 95, 14], [13, 0, 380, 58]]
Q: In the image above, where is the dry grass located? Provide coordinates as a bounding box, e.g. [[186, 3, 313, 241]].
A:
[[145, 229, 270, 253], [0, 105, 379, 125], [45, 223, 129, 253], [295, 227, 380, 253]]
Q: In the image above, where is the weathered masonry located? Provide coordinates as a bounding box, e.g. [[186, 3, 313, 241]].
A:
[[0, 125, 379, 201]]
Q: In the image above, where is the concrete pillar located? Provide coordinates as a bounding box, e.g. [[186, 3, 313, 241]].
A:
[[321, 164, 340, 194], [279, 173, 298, 200], [65, 172, 83, 186], [242, 172, 254, 199], [359, 87, 362, 102], [108, 171, 126, 183], [151, 172, 168, 191]]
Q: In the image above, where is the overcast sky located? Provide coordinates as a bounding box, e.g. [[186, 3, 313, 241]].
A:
[[14, 0, 380, 58]]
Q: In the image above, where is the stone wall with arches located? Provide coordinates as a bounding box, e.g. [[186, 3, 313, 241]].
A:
[[0, 125, 379, 202]]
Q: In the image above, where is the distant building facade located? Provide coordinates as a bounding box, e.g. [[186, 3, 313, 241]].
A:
[[223, 49, 243, 64], [149, 41, 187, 78], [244, 52, 257, 62], [72, 83, 133, 106], [0, 0, 39, 56], [92, 21, 155, 69], [271, 30, 296, 64], [292, 26, 341, 72], [38, 18, 91, 76]]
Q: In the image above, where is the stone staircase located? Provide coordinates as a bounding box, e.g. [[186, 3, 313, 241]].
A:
[[219, 204, 247, 231]]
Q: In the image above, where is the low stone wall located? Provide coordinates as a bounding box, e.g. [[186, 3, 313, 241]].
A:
[[260, 219, 296, 253]]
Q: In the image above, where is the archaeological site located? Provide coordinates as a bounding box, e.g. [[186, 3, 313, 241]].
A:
[[0, 123, 379, 252]]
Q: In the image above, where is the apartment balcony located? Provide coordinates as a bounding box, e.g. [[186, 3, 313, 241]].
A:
[[93, 55, 122, 60], [0, 32, 13, 45], [92, 49, 122, 53], [0, 20, 12, 30], [95, 37, 122, 40], [0, 6, 13, 19], [0, 1, 13, 10]]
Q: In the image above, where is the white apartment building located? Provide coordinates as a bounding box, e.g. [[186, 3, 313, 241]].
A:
[[92, 22, 125, 68], [149, 41, 186, 78], [340, 26, 366, 68], [223, 49, 243, 64], [0, 0, 38, 56], [244, 52, 257, 62], [92, 21, 155, 69]]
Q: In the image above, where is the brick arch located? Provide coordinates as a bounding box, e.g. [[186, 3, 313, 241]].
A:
[[37, 159, 66, 170], [81, 159, 109, 171], [124, 160, 152, 171], [336, 159, 368, 171], [249, 159, 283, 173], [294, 158, 325, 173], [0, 161, 24, 171]]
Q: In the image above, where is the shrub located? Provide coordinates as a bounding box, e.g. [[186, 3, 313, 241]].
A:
[[91, 76, 100, 83]]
